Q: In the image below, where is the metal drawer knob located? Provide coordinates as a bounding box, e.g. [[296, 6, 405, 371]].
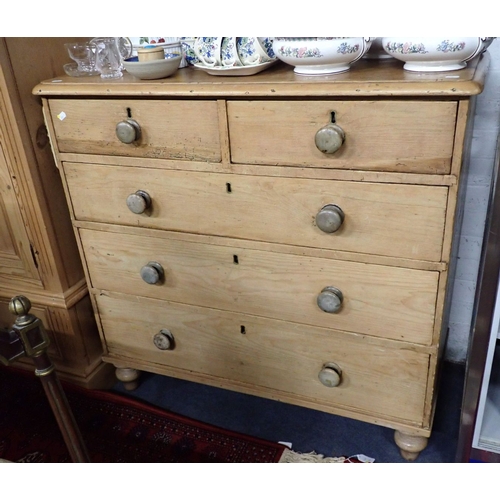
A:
[[126, 190, 151, 214], [317, 286, 343, 313], [140, 262, 164, 285], [116, 119, 141, 144], [153, 329, 175, 350], [315, 123, 345, 154], [316, 204, 345, 233], [318, 363, 342, 388]]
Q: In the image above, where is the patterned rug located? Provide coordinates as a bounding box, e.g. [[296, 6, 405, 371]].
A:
[[0, 366, 291, 463]]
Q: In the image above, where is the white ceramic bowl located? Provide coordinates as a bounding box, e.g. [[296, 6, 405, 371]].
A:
[[363, 37, 393, 60], [127, 38, 188, 68], [381, 37, 494, 72], [123, 53, 181, 79], [272, 37, 373, 75]]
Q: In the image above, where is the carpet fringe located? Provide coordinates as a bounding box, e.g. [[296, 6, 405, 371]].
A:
[[279, 449, 346, 463]]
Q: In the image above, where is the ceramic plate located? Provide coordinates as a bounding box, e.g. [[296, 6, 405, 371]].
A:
[[193, 60, 278, 76]]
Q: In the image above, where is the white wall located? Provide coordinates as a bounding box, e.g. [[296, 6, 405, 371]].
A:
[[447, 39, 500, 362]]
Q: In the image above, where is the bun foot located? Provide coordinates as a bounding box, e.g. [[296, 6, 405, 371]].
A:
[[394, 431, 428, 461], [114, 366, 140, 390]]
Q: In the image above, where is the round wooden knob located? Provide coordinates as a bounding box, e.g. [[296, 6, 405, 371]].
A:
[[316, 204, 345, 233], [116, 119, 141, 144], [315, 123, 345, 154], [126, 190, 151, 214], [318, 363, 342, 388], [317, 286, 343, 313], [153, 329, 175, 350], [140, 262, 164, 285]]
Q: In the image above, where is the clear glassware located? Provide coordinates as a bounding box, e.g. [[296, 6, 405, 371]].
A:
[[64, 42, 98, 74], [93, 37, 123, 79]]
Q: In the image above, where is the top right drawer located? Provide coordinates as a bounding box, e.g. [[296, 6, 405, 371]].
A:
[[227, 100, 457, 174]]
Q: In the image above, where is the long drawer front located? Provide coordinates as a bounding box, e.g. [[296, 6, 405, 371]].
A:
[[227, 100, 457, 173], [81, 228, 439, 344], [65, 162, 448, 262], [47, 99, 221, 162], [96, 293, 429, 424]]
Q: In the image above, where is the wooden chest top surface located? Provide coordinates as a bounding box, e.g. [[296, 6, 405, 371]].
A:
[[33, 54, 489, 98]]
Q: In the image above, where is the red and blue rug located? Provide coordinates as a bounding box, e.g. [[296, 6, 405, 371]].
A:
[[0, 366, 289, 463]]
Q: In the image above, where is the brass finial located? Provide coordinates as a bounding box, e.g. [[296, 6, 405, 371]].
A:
[[9, 295, 34, 327]]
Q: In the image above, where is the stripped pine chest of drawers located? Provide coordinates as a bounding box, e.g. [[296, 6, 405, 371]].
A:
[[34, 54, 489, 460]]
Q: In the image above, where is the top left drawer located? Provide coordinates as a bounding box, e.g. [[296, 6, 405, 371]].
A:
[[46, 99, 222, 162]]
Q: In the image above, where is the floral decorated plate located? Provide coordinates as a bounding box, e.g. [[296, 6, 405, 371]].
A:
[[193, 59, 278, 76]]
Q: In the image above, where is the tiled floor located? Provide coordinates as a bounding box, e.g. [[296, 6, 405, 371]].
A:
[[113, 360, 466, 463]]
